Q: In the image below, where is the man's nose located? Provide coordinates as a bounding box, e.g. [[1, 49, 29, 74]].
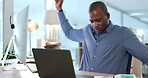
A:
[[92, 21, 99, 27]]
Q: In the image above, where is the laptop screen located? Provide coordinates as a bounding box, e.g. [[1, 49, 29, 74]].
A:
[[32, 48, 76, 78]]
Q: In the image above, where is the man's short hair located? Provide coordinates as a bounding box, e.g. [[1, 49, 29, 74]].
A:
[[89, 1, 108, 14]]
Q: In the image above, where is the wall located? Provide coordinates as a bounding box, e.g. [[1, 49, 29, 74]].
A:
[[108, 7, 122, 25], [0, 0, 2, 59], [0, 20, 2, 59], [3, 0, 13, 59]]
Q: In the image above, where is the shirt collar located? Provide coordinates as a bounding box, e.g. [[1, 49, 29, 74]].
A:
[[105, 21, 113, 33]]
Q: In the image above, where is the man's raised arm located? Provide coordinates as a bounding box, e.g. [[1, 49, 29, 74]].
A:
[[54, 0, 84, 42]]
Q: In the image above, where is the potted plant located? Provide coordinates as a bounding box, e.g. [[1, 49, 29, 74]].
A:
[[145, 42, 148, 46], [1, 44, 16, 60]]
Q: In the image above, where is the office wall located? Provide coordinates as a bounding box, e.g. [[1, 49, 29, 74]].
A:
[[3, 0, 13, 58], [108, 7, 122, 26], [0, 20, 2, 59], [123, 14, 148, 28], [144, 30, 148, 42], [0, 0, 2, 59]]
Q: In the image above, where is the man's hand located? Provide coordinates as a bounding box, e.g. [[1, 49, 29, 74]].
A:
[[55, 0, 63, 11]]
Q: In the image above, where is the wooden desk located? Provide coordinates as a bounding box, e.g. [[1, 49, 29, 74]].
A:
[[0, 65, 113, 78], [76, 71, 113, 76], [0, 66, 39, 78]]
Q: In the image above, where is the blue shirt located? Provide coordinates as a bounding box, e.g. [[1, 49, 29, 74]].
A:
[[58, 12, 148, 74]]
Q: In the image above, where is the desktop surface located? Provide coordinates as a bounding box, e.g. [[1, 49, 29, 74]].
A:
[[0, 65, 114, 78], [38, 75, 93, 78]]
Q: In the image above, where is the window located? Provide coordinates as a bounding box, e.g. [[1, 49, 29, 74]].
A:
[[0, 0, 3, 59]]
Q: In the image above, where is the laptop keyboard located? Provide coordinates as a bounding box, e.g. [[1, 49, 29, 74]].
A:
[[27, 64, 38, 73]]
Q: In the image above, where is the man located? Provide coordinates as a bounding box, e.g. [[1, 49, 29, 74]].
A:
[[55, 0, 148, 74]]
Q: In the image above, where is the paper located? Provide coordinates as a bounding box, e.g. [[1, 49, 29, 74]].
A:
[[46, 42, 61, 45], [115, 74, 136, 78], [94, 76, 114, 78]]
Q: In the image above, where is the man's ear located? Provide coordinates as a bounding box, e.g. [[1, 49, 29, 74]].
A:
[[106, 12, 110, 19]]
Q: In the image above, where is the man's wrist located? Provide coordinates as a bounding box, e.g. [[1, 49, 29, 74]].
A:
[[58, 9, 63, 12]]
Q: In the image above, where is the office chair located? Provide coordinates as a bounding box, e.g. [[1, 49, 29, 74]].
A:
[[126, 52, 142, 77], [126, 53, 132, 74]]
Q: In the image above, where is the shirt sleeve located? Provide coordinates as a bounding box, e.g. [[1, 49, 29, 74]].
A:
[[58, 11, 84, 42], [123, 28, 148, 65]]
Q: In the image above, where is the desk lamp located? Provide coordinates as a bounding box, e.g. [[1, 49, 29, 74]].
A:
[[28, 19, 38, 56], [44, 10, 61, 49]]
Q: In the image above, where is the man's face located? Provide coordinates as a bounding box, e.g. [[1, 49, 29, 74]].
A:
[[89, 7, 110, 33]]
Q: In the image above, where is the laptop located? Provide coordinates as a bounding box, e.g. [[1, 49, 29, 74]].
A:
[[32, 48, 93, 78]]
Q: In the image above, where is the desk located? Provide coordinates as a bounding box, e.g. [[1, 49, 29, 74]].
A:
[[0, 66, 39, 78], [0, 65, 113, 78]]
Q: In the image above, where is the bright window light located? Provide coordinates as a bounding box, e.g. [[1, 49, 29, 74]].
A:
[[136, 29, 144, 37], [46, 0, 55, 10], [130, 13, 143, 16]]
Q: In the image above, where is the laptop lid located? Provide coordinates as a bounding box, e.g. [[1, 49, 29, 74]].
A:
[[32, 48, 76, 78]]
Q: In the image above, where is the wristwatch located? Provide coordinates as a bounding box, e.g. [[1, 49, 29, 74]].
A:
[[58, 9, 63, 12]]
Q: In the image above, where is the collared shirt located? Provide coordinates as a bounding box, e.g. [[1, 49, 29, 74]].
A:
[[92, 23, 108, 40], [58, 11, 148, 74]]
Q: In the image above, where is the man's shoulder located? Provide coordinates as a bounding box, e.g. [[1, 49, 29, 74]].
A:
[[111, 25, 134, 36], [113, 25, 130, 31], [119, 26, 132, 32], [117, 26, 135, 37], [85, 24, 92, 28], [83, 24, 92, 30]]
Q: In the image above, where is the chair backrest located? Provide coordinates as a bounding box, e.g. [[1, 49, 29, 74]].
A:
[[126, 53, 142, 77], [131, 57, 142, 77], [126, 53, 132, 74]]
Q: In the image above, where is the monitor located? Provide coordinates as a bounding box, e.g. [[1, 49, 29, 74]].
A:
[[13, 5, 29, 65], [0, 5, 29, 68]]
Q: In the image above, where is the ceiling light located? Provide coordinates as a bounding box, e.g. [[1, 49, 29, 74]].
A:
[[140, 18, 148, 21], [130, 13, 144, 16]]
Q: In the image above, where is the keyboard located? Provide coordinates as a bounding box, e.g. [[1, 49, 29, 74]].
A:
[[27, 64, 38, 73]]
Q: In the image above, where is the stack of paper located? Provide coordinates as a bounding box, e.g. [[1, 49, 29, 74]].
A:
[[46, 42, 61, 45], [94, 74, 136, 78], [114, 74, 136, 78]]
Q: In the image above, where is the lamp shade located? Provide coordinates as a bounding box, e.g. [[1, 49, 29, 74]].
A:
[[28, 19, 39, 32], [44, 10, 59, 25]]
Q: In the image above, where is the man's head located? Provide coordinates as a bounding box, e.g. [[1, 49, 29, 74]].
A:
[[89, 1, 110, 33]]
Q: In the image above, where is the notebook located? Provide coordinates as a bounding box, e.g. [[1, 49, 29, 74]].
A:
[[32, 48, 93, 78]]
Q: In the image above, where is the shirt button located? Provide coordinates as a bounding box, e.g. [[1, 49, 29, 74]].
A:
[[93, 55, 96, 58], [91, 68, 94, 70], [96, 43, 99, 45]]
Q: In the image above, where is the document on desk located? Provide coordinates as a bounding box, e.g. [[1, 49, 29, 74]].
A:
[[114, 74, 136, 78], [94, 76, 114, 78]]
